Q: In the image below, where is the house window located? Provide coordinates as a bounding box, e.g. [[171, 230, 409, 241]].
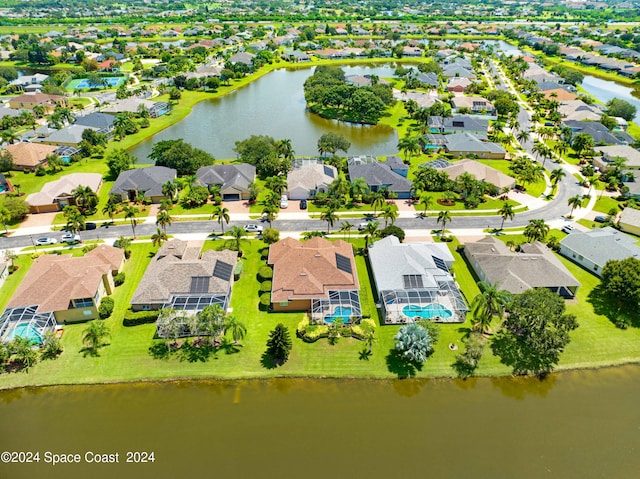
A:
[[594, 265, 598, 271], [279, 302, 288, 307], [73, 298, 94, 308], [141, 305, 151, 311], [578, 255, 583, 260]]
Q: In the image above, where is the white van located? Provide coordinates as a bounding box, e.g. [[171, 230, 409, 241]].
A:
[[280, 195, 288, 209]]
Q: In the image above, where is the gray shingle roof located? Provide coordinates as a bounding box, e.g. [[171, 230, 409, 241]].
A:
[[196, 164, 255, 193], [110, 166, 176, 198], [37, 125, 99, 146], [74, 112, 115, 130], [559, 226, 640, 267], [445, 132, 505, 155], [464, 236, 580, 294], [348, 161, 411, 194]]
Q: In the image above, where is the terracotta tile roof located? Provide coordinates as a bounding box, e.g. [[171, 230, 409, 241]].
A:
[[7, 246, 123, 313], [3, 142, 58, 168], [26, 173, 102, 206], [268, 237, 359, 303]]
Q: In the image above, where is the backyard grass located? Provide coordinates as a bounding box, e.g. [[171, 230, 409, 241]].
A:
[[476, 159, 548, 198], [593, 195, 623, 215]]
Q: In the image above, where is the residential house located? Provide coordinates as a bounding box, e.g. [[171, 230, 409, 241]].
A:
[[384, 156, 409, 177], [593, 145, 640, 171], [131, 239, 237, 313], [559, 227, 640, 276], [447, 77, 473, 92], [195, 163, 256, 201], [444, 132, 506, 159], [9, 93, 68, 113], [542, 88, 578, 102], [429, 115, 489, 138], [110, 166, 177, 203], [564, 120, 622, 146], [267, 236, 361, 322], [348, 158, 412, 198], [438, 159, 515, 189], [26, 172, 102, 213], [409, 71, 439, 88], [368, 236, 467, 324], [102, 98, 170, 117], [286, 162, 337, 200], [0, 244, 124, 342], [559, 100, 602, 122], [228, 52, 255, 67], [619, 207, 640, 236], [464, 236, 580, 298], [74, 112, 115, 133], [37, 125, 100, 147], [10, 73, 49, 91], [450, 97, 496, 115], [2, 142, 58, 172]]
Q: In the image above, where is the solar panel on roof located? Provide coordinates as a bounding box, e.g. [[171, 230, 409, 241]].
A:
[[403, 275, 424, 289], [432, 255, 449, 272], [323, 165, 335, 178], [190, 276, 210, 293], [335, 253, 352, 274], [212, 260, 233, 280]]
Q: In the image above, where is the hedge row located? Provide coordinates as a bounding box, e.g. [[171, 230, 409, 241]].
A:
[[123, 310, 159, 327]]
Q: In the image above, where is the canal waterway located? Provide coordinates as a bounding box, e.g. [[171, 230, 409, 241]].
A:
[[1, 366, 639, 479], [131, 65, 399, 162]]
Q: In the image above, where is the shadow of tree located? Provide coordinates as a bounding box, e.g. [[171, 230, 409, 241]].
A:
[[148, 341, 171, 360], [391, 378, 429, 397], [490, 373, 557, 400], [587, 283, 639, 329], [385, 349, 422, 378], [220, 338, 242, 355], [452, 357, 477, 379], [79, 343, 108, 358], [177, 340, 215, 363], [358, 348, 371, 361], [260, 352, 278, 369]]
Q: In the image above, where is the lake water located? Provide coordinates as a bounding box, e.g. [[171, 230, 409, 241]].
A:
[[1, 366, 640, 479], [130, 65, 400, 162]]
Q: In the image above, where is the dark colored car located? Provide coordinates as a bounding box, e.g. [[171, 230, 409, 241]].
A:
[[594, 215, 607, 223], [82, 222, 97, 230], [300, 199, 307, 210]]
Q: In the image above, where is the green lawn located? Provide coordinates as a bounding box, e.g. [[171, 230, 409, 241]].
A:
[[476, 159, 547, 198], [593, 195, 623, 215], [3, 231, 639, 388]]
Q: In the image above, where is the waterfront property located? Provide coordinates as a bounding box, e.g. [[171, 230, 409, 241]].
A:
[[347, 157, 412, 199], [368, 236, 467, 324], [268, 236, 361, 323], [0, 245, 124, 343], [131, 239, 237, 314], [559, 226, 640, 277], [195, 163, 256, 201], [2, 142, 58, 172], [37, 124, 100, 147], [110, 166, 177, 203], [434, 159, 516, 190], [8, 92, 68, 113], [444, 132, 506, 159], [25, 172, 102, 213], [463, 236, 580, 298], [286, 161, 337, 200]]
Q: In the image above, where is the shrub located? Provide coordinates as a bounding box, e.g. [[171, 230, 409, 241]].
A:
[[82, 244, 98, 254], [296, 317, 329, 342], [258, 265, 273, 280], [352, 318, 376, 339], [260, 280, 272, 293], [114, 272, 126, 286], [40, 331, 63, 359], [262, 227, 280, 245], [35, 166, 46, 176], [260, 248, 269, 260], [123, 310, 159, 327], [379, 225, 405, 242], [259, 292, 271, 310], [98, 297, 115, 319]]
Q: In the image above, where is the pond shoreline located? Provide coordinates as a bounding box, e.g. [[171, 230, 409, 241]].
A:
[[2, 358, 639, 391]]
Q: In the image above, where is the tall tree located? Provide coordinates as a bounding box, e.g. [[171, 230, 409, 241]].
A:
[[498, 202, 515, 230], [155, 209, 173, 232], [265, 323, 293, 364], [524, 219, 549, 243], [82, 320, 111, 353], [151, 228, 168, 248], [470, 281, 511, 335], [123, 205, 140, 237], [212, 206, 230, 234], [436, 210, 451, 233], [320, 207, 338, 234], [567, 194, 582, 218]]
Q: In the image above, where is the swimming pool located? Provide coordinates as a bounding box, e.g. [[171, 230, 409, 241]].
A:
[[324, 306, 353, 323], [6, 322, 43, 344], [402, 303, 453, 320], [74, 77, 125, 89]]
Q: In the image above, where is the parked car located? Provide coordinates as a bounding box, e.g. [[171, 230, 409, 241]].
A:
[[358, 222, 370, 231], [561, 224, 576, 234], [35, 237, 58, 246], [82, 222, 97, 230], [594, 215, 607, 223], [243, 224, 264, 233], [300, 199, 307, 210], [280, 195, 288, 209], [61, 233, 81, 244]]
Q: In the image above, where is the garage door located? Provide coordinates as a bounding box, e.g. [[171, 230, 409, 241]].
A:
[[223, 194, 241, 201]]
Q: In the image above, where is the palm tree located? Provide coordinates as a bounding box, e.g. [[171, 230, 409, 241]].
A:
[[82, 320, 110, 352], [0, 206, 10, 234], [320, 207, 338, 234], [567, 194, 582, 218], [162, 180, 177, 200], [436, 210, 451, 234], [72, 185, 98, 213], [586, 174, 599, 196], [497, 202, 515, 230], [350, 177, 369, 202], [397, 135, 421, 162], [123, 205, 140, 237], [419, 193, 433, 216], [516, 129, 530, 145], [212, 206, 230, 234], [275, 138, 295, 161], [262, 204, 278, 227], [524, 219, 549, 243], [63, 205, 85, 234], [550, 168, 566, 194], [363, 221, 380, 247], [102, 201, 118, 222], [361, 321, 376, 354], [155, 209, 173, 232], [329, 175, 351, 204], [339, 221, 353, 240], [224, 315, 247, 344], [380, 203, 398, 227], [265, 175, 288, 196], [227, 225, 247, 252], [371, 193, 386, 216], [151, 228, 168, 248], [470, 281, 511, 335]]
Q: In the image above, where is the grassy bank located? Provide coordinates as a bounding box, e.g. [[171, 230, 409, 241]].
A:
[[1, 235, 640, 390]]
